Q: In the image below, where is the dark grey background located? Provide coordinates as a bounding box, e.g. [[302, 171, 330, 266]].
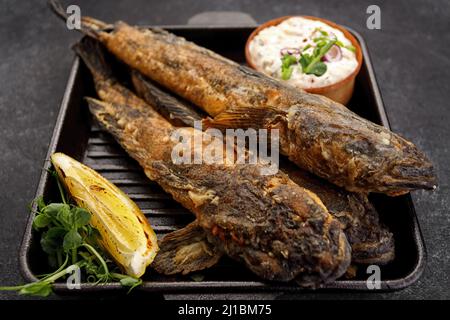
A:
[[1, 0, 449, 300]]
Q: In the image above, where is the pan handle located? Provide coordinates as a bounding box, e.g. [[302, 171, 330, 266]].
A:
[[187, 11, 257, 27]]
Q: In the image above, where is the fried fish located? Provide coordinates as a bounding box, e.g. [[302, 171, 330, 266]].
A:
[[131, 70, 395, 265], [48, 1, 436, 195], [74, 37, 351, 287], [284, 166, 394, 264]]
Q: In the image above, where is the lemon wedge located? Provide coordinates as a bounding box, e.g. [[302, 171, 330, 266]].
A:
[[51, 152, 158, 278]]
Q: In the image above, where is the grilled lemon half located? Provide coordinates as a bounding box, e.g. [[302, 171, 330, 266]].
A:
[[51, 152, 158, 278]]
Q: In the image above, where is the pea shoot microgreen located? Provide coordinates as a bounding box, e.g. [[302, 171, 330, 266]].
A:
[[0, 171, 142, 297], [281, 54, 298, 80], [280, 28, 356, 80]]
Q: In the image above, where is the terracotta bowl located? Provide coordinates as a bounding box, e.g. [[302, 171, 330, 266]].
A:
[[245, 16, 363, 105]]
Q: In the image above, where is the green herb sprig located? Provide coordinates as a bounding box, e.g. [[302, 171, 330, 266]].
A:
[[280, 28, 356, 80], [280, 38, 334, 79], [281, 54, 298, 80], [299, 38, 336, 76], [313, 29, 356, 53], [0, 171, 142, 297]]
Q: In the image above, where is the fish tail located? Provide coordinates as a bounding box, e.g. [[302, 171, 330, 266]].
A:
[[48, 0, 110, 39], [73, 37, 113, 80], [131, 71, 204, 127]]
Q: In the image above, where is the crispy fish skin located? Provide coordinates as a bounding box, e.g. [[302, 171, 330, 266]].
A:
[[87, 98, 351, 285], [285, 167, 394, 264], [75, 38, 351, 286], [132, 71, 395, 265], [79, 20, 436, 195]]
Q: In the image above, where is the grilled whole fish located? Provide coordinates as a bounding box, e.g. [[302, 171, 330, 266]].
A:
[[132, 71, 395, 265], [48, 1, 436, 195], [74, 37, 351, 286], [284, 167, 394, 264]]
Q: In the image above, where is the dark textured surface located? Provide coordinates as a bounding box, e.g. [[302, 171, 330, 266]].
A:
[[0, 0, 448, 300]]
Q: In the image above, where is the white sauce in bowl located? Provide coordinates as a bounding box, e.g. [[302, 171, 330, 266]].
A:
[[248, 17, 358, 89]]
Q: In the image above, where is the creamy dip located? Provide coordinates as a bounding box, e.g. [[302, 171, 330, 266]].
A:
[[248, 17, 358, 89]]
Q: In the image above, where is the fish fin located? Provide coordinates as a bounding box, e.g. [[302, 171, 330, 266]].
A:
[[48, 0, 110, 39], [203, 106, 286, 130], [73, 37, 114, 80], [350, 197, 395, 265], [343, 265, 358, 279], [152, 221, 222, 275], [285, 164, 396, 265], [353, 196, 395, 264], [131, 71, 205, 127]]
